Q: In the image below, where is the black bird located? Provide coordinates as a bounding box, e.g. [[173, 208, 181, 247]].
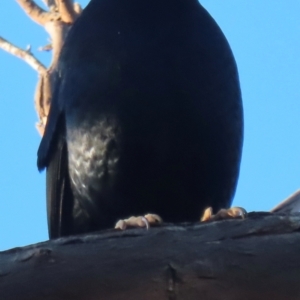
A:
[[38, 0, 243, 238]]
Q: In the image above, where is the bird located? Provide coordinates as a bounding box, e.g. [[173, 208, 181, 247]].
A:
[[37, 0, 243, 239]]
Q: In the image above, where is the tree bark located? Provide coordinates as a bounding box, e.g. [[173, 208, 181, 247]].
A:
[[1, 212, 300, 300]]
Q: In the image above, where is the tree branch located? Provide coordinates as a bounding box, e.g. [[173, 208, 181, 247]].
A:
[[16, 0, 56, 26], [1, 213, 300, 299], [42, 0, 57, 10], [271, 189, 300, 213], [73, 2, 83, 15], [34, 71, 53, 136], [56, 0, 78, 23], [0, 36, 46, 73], [2, 0, 82, 135]]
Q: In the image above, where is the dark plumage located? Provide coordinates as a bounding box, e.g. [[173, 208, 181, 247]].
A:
[[38, 0, 243, 238]]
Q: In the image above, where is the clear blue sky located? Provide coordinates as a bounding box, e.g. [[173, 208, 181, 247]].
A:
[[0, 1, 299, 251]]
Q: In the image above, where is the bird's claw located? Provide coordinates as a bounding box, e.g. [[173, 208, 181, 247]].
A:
[[115, 213, 162, 230], [201, 206, 247, 222]]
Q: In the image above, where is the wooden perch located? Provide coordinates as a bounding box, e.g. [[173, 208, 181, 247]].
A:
[[1, 212, 300, 300], [271, 189, 300, 213]]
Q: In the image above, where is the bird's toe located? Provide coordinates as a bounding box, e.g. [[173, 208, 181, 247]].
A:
[[200, 206, 247, 222], [115, 213, 163, 230]]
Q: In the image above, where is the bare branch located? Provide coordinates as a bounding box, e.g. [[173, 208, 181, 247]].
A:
[[35, 76, 46, 136], [16, 0, 56, 26], [9, 0, 82, 135], [73, 2, 83, 15], [42, 0, 57, 10], [38, 44, 53, 51], [56, 0, 78, 23], [0, 36, 46, 73]]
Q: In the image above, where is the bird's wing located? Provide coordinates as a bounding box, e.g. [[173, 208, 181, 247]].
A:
[[270, 190, 300, 213], [46, 115, 74, 238], [37, 76, 63, 171], [37, 77, 74, 239]]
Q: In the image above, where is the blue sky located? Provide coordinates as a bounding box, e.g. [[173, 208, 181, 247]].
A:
[[0, 1, 299, 251]]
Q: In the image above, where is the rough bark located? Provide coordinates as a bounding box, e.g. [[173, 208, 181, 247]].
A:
[[1, 212, 300, 300]]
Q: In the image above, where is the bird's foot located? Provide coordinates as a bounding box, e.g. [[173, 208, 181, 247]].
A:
[[115, 213, 163, 230], [200, 206, 247, 222]]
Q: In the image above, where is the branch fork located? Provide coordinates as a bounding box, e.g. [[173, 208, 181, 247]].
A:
[[0, 0, 83, 135]]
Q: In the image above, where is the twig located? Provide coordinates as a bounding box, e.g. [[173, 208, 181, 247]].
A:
[[38, 44, 53, 51], [5, 0, 82, 136], [73, 2, 83, 15], [16, 0, 57, 26], [0, 36, 46, 73], [34, 74, 49, 136], [56, 0, 78, 23], [42, 0, 57, 10]]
